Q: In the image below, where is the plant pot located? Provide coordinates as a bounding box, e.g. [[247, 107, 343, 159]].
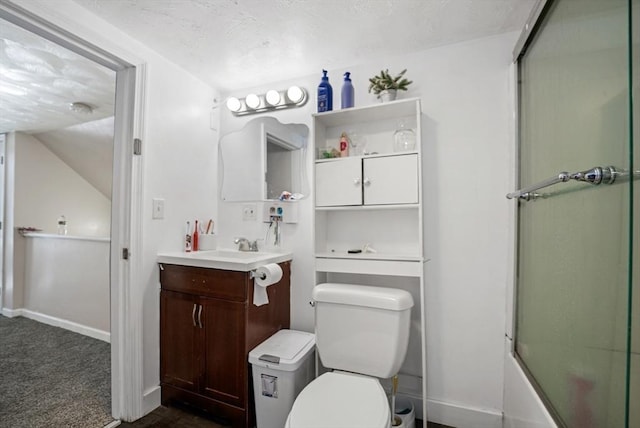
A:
[[378, 89, 397, 102]]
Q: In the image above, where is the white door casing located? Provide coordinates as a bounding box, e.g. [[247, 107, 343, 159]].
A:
[[0, 1, 145, 421]]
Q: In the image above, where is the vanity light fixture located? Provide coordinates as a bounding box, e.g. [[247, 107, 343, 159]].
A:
[[226, 86, 308, 116]]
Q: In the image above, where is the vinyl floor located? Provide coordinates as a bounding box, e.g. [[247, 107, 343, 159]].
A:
[[119, 404, 455, 427]]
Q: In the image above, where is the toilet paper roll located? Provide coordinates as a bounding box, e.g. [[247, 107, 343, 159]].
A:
[[253, 263, 283, 307]]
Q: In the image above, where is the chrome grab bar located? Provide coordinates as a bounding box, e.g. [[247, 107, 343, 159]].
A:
[[506, 166, 619, 201]]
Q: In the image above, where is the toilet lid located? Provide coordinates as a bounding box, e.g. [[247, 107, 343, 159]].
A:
[[287, 372, 390, 428]]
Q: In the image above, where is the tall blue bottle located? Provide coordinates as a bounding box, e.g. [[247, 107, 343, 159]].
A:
[[317, 70, 333, 112], [341, 71, 354, 109]]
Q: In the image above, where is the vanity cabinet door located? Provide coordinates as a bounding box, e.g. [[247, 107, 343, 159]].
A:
[[363, 154, 418, 205], [315, 157, 362, 207], [160, 290, 202, 393], [200, 297, 246, 407]]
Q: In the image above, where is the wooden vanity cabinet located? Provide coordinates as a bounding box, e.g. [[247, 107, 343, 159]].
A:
[[159, 262, 290, 428]]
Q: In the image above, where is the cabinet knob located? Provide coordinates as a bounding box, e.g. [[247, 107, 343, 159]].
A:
[[353, 178, 361, 185], [363, 178, 371, 186]]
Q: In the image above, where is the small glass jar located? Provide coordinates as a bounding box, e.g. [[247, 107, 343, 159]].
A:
[[393, 122, 416, 152]]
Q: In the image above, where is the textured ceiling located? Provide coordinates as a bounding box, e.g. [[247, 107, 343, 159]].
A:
[[73, 0, 538, 92], [0, 18, 115, 199], [0, 0, 538, 200], [0, 18, 116, 134]]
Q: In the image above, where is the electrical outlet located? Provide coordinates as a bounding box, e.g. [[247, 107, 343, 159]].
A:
[[242, 204, 257, 221], [152, 198, 165, 219], [262, 202, 298, 223]]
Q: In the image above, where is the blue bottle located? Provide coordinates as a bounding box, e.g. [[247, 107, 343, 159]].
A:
[[341, 72, 354, 109], [317, 69, 333, 112]]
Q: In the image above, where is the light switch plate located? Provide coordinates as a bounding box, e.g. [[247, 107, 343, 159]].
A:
[[152, 198, 165, 219]]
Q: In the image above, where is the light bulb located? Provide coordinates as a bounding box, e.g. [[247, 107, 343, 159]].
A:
[[226, 97, 241, 112], [265, 90, 281, 106], [245, 93, 261, 109], [287, 86, 304, 103]]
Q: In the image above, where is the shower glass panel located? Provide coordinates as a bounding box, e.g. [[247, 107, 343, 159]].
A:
[[515, 0, 637, 427]]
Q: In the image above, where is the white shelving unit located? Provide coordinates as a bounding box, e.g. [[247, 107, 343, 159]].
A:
[[312, 98, 427, 420]]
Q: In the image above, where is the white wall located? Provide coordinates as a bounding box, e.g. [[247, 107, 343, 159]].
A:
[[11, 0, 219, 415], [219, 33, 518, 426], [140, 52, 219, 405], [14, 132, 111, 237], [9, 2, 543, 424], [21, 233, 110, 339]]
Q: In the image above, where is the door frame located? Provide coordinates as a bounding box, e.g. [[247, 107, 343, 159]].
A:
[[0, 134, 4, 313], [0, 1, 145, 421]]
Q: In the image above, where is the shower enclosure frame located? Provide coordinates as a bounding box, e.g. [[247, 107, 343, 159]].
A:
[[508, 0, 635, 427]]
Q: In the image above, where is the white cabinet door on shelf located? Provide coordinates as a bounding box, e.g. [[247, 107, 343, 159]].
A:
[[316, 157, 362, 207], [364, 154, 418, 205]]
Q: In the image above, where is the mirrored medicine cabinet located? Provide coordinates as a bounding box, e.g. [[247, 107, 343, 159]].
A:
[[219, 117, 309, 202]]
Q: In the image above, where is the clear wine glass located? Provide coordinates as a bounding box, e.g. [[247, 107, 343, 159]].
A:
[[348, 130, 368, 156]]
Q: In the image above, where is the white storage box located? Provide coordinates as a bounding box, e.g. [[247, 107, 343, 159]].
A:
[[249, 329, 315, 428]]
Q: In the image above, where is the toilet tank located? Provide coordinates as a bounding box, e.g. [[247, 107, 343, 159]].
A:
[[312, 283, 414, 379]]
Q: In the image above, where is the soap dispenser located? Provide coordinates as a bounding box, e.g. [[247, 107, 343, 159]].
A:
[[317, 69, 333, 112], [341, 72, 354, 109]]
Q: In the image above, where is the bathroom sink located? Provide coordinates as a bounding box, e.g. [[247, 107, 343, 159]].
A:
[[199, 250, 272, 259], [157, 249, 292, 271]]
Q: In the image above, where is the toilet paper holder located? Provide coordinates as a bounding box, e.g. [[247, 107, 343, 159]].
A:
[[250, 270, 268, 280]]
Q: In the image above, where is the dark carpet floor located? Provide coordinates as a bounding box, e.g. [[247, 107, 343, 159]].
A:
[[0, 315, 114, 427]]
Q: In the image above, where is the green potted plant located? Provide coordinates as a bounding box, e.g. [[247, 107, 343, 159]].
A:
[[368, 69, 413, 102]]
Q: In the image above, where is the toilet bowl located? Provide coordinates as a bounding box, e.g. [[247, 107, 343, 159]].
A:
[[285, 372, 390, 428], [285, 283, 413, 428]]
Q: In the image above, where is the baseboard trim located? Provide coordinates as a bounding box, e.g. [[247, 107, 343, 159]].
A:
[[143, 386, 161, 417], [427, 398, 503, 428], [1, 307, 20, 317], [393, 391, 503, 428], [10, 308, 110, 343]]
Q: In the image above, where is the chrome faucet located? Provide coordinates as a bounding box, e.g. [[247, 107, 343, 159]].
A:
[[234, 237, 259, 252]]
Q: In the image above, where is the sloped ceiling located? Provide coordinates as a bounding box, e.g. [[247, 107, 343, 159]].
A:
[[33, 117, 115, 199], [0, 18, 115, 199]]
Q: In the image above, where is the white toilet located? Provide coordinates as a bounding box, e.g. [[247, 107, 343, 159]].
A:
[[285, 283, 414, 428]]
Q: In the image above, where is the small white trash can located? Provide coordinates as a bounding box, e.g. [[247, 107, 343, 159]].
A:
[[249, 329, 315, 428]]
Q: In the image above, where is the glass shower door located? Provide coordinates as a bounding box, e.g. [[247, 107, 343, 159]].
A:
[[515, 0, 636, 427]]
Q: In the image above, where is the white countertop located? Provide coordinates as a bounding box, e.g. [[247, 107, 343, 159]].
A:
[[21, 232, 110, 243], [157, 249, 293, 272]]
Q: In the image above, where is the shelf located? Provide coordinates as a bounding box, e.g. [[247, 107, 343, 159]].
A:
[[315, 255, 424, 277], [315, 150, 419, 163], [316, 252, 423, 261], [313, 95, 426, 418], [313, 98, 421, 128], [315, 203, 419, 211]]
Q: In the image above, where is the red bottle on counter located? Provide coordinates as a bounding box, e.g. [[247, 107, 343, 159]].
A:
[[192, 220, 199, 251]]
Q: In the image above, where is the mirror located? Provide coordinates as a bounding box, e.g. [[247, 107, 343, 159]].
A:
[[220, 117, 309, 202]]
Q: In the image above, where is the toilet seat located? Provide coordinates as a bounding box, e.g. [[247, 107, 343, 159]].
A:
[[285, 371, 390, 428]]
